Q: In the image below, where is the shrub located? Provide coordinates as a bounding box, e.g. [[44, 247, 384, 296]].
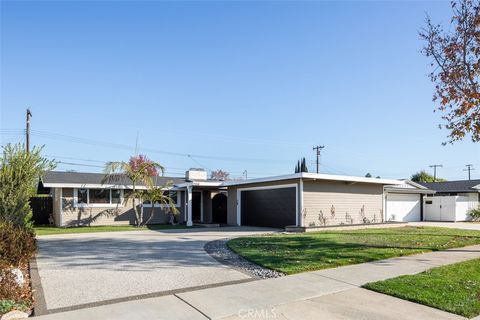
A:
[[0, 299, 30, 315], [468, 206, 480, 221], [0, 222, 36, 268], [0, 143, 55, 228]]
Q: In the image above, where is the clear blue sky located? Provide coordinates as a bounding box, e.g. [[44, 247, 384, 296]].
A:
[[1, 1, 478, 180]]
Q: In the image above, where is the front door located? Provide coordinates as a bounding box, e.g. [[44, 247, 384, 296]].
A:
[[192, 192, 201, 222]]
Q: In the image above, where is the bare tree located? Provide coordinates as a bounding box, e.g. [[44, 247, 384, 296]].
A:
[[210, 169, 230, 181], [420, 0, 480, 143]]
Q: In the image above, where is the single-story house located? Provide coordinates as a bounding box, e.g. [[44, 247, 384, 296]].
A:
[[419, 180, 480, 221], [39, 169, 436, 228]]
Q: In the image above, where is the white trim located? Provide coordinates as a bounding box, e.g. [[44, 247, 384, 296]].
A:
[[236, 183, 298, 227], [59, 188, 63, 227], [186, 186, 193, 227], [298, 179, 304, 227], [73, 188, 124, 208], [224, 172, 407, 187]]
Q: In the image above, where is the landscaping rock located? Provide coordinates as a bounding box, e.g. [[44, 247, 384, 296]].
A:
[[1, 310, 29, 320], [205, 239, 285, 279], [10, 268, 25, 287]]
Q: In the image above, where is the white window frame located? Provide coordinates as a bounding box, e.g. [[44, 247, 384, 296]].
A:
[[142, 189, 182, 208], [73, 188, 124, 208]]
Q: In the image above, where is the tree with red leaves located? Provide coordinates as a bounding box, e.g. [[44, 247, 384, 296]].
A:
[[420, 0, 480, 143], [102, 155, 166, 226]]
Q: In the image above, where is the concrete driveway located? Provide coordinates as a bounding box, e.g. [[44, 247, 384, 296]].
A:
[[34, 227, 275, 313]]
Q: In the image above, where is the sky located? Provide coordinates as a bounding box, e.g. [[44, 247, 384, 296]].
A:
[[1, 0, 479, 181]]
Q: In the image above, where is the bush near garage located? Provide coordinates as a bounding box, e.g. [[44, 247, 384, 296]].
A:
[[469, 207, 480, 221]]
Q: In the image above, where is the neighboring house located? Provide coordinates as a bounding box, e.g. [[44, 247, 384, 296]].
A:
[[419, 180, 480, 221], [40, 170, 435, 228]]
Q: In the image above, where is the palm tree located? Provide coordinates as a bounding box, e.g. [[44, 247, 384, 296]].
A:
[[102, 155, 164, 226], [143, 179, 180, 226]]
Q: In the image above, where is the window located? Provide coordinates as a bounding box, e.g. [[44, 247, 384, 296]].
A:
[[143, 190, 180, 207], [74, 188, 123, 207], [78, 188, 88, 204], [112, 189, 122, 204], [90, 189, 110, 204]]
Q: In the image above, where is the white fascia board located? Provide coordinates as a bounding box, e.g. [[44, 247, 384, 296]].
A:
[[402, 180, 428, 189], [222, 173, 303, 186], [384, 187, 436, 194], [223, 172, 406, 187], [42, 183, 179, 190], [175, 181, 223, 188], [301, 173, 405, 185], [473, 184, 480, 190]]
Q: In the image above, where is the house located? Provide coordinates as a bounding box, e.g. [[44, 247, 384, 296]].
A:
[[40, 170, 434, 228], [419, 180, 480, 221]]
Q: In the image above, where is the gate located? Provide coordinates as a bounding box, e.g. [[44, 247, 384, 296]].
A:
[[30, 196, 53, 225]]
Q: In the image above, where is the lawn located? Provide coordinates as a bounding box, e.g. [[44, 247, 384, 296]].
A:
[[364, 258, 480, 318], [34, 224, 195, 235], [227, 226, 480, 274]]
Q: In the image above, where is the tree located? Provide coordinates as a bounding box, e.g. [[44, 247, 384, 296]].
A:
[[420, 0, 480, 143], [142, 178, 179, 225], [103, 154, 168, 226], [365, 173, 372, 178], [411, 170, 447, 183], [301, 158, 308, 173], [295, 158, 308, 173], [210, 169, 230, 181], [0, 143, 56, 228]]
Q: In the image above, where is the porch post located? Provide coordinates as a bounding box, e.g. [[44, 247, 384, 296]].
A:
[[187, 186, 193, 226]]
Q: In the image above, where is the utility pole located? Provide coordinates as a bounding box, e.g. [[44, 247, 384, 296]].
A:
[[429, 164, 443, 181], [26, 109, 32, 153], [243, 170, 248, 180], [464, 164, 474, 180], [312, 145, 324, 174]]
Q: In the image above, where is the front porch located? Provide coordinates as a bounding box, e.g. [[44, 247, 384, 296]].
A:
[[178, 181, 228, 227]]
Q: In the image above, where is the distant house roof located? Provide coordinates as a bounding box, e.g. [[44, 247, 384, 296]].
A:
[[41, 171, 186, 189], [419, 179, 480, 193]]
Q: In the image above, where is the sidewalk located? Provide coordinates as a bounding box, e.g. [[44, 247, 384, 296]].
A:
[[34, 245, 480, 320]]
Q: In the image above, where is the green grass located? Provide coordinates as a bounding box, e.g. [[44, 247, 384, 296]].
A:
[[34, 224, 195, 236], [227, 227, 480, 274], [0, 299, 30, 316], [364, 259, 480, 318]]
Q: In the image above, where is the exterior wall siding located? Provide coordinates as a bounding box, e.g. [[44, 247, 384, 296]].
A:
[[57, 188, 185, 226], [303, 181, 384, 227]]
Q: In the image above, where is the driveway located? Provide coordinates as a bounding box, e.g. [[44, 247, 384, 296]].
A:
[[34, 227, 275, 313]]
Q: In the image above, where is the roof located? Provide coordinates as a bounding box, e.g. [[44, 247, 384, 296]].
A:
[[223, 172, 414, 187], [41, 171, 186, 189], [419, 179, 480, 193]]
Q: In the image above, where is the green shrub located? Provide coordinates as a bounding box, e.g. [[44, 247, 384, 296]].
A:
[[0, 299, 30, 315], [0, 143, 55, 228], [469, 206, 480, 221], [0, 222, 36, 268]]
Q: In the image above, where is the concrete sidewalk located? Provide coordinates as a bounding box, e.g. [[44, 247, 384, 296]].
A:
[[35, 245, 480, 320]]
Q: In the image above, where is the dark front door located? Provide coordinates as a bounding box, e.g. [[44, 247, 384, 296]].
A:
[[241, 187, 296, 228], [192, 192, 201, 221], [212, 193, 227, 224]]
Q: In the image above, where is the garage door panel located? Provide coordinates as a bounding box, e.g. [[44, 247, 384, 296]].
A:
[[386, 193, 421, 222], [241, 187, 296, 228]]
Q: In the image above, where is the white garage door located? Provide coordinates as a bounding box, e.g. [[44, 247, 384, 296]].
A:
[[386, 193, 421, 222]]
